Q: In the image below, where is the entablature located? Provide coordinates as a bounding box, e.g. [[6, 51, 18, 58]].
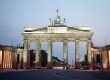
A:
[[23, 26, 92, 33], [22, 32, 93, 41]]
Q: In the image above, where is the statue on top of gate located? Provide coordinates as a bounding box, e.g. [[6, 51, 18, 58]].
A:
[[49, 9, 67, 27]]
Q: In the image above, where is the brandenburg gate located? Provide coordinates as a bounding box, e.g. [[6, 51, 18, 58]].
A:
[[22, 10, 93, 69]]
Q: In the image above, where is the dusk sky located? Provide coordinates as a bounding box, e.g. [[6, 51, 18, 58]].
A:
[[0, 0, 110, 64]]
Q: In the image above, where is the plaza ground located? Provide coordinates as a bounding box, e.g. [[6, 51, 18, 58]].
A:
[[0, 69, 110, 80]]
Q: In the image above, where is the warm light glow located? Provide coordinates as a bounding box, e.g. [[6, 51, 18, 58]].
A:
[[0, 50, 2, 65], [109, 50, 110, 67], [2, 50, 13, 69], [91, 48, 94, 51], [103, 60, 107, 68], [102, 51, 108, 68]]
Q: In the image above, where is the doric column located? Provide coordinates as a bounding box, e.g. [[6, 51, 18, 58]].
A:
[[23, 40, 30, 69], [47, 40, 53, 68], [91, 49, 94, 69], [63, 40, 68, 69], [19, 49, 23, 69], [107, 50, 110, 70], [75, 40, 80, 69], [86, 40, 92, 69], [27, 40, 30, 69], [35, 40, 41, 68], [23, 40, 27, 69]]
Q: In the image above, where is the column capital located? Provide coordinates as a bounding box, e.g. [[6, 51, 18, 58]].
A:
[[63, 40, 68, 42], [47, 40, 53, 42], [24, 39, 27, 42], [28, 40, 30, 43], [36, 40, 40, 43], [24, 40, 31, 45], [75, 40, 80, 42], [86, 40, 91, 42]]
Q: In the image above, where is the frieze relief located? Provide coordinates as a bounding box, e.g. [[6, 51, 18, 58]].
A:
[[22, 32, 93, 41]]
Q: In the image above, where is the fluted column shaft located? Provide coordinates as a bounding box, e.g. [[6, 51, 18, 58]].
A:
[[23, 40, 30, 69], [35, 40, 41, 68], [63, 41, 68, 69], [75, 40, 80, 69], [27, 40, 30, 69], [86, 40, 92, 69], [47, 40, 52, 68]]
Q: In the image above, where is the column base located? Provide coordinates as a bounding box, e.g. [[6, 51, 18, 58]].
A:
[[35, 62, 41, 69], [87, 62, 92, 69], [75, 61, 80, 69], [63, 61, 68, 69], [46, 62, 53, 69], [23, 62, 27, 69]]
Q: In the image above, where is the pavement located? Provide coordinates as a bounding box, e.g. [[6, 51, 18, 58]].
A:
[[0, 69, 110, 80], [0, 68, 110, 73], [0, 69, 32, 73]]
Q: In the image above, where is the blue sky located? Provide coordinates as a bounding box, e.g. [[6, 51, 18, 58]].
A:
[[0, 0, 110, 64]]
